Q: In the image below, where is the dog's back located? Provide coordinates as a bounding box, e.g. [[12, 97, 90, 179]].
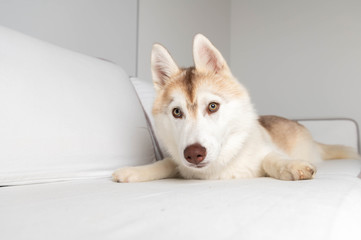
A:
[[259, 115, 359, 163]]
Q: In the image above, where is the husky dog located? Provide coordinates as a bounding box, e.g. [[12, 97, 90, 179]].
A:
[[113, 34, 358, 182]]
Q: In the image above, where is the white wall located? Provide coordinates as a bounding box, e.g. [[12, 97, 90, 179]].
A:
[[0, 0, 231, 79], [137, 0, 231, 81], [0, 0, 137, 76], [2, 0, 361, 138], [230, 0, 361, 126]]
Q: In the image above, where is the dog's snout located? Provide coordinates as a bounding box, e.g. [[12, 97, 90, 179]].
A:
[[183, 143, 207, 165]]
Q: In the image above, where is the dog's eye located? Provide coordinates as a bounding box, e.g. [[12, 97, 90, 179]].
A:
[[172, 108, 183, 118], [208, 102, 219, 113]]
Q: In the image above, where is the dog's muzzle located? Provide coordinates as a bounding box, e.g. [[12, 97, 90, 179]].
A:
[[183, 143, 207, 168]]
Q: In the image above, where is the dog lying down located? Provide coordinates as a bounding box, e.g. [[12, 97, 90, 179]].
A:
[[113, 34, 359, 182]]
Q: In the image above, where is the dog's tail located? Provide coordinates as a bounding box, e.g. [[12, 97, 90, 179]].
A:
[[317, 142, 360, 160]]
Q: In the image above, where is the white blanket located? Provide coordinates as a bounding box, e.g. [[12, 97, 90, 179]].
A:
[[0, 159, 360, 240]]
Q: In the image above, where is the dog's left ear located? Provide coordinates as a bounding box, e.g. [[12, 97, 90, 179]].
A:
[[193, 34, 230, 74]]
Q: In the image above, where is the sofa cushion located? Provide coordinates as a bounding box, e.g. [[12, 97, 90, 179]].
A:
[[0, 159, 360, 240], [130, 77, 171, 160], [0, 26, 155, 186]]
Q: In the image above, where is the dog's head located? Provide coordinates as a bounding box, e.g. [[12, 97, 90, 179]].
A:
[[151, 34, 257, 172]]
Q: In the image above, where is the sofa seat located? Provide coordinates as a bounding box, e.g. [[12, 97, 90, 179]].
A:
[[1, 159, 360, 240]]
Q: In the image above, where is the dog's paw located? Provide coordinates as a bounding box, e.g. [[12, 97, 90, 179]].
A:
[[112, 167, 144, 183], [280, 160, 317, 181]]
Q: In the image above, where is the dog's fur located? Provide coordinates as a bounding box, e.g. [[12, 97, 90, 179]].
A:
[[113, 34, 359, 182]]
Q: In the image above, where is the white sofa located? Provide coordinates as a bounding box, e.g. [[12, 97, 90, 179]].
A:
[[1, 26, 361, 240]]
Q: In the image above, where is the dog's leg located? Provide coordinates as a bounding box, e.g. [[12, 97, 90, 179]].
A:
[[262, 152, 316, 180], [112, 158, 178, 183]]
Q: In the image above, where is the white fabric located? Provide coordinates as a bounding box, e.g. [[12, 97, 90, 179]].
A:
[[130, 77, 156, 127], [0, 26, 155, 186], [0, 159, 360, 240], [130, 77, 166, 160]]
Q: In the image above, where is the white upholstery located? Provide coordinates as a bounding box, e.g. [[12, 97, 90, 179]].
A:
[[0, 159, 360, 240], [0, 26, 155, 186], [130, 77, 165, 160]]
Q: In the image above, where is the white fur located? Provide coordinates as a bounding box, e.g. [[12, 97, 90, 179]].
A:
[[112, 34, 318, 183], [154, 86, 261, 179]]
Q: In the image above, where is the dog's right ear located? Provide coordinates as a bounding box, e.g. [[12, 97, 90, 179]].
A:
[[193, 34, 230, 75], [151, 44, 179, 91]]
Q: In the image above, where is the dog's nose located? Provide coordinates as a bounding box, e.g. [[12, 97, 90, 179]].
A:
[[183, 143, 207, 165]]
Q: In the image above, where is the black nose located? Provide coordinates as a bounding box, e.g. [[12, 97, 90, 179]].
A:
[[183, 143, 207, 165]]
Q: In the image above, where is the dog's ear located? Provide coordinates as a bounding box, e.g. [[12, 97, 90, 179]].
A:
[[151, 44, 179, 90], [193, 34, 230, 74]]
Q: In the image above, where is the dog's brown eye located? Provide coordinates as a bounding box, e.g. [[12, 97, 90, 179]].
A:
[[172, 108, 183, 118], [208, 102, 219, 113]]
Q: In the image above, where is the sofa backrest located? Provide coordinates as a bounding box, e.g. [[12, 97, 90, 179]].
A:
[[0, 26, 155, 186]]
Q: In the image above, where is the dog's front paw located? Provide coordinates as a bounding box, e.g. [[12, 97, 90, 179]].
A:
[[280, 160, 317, 181], [112, 167, 144, 183]]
